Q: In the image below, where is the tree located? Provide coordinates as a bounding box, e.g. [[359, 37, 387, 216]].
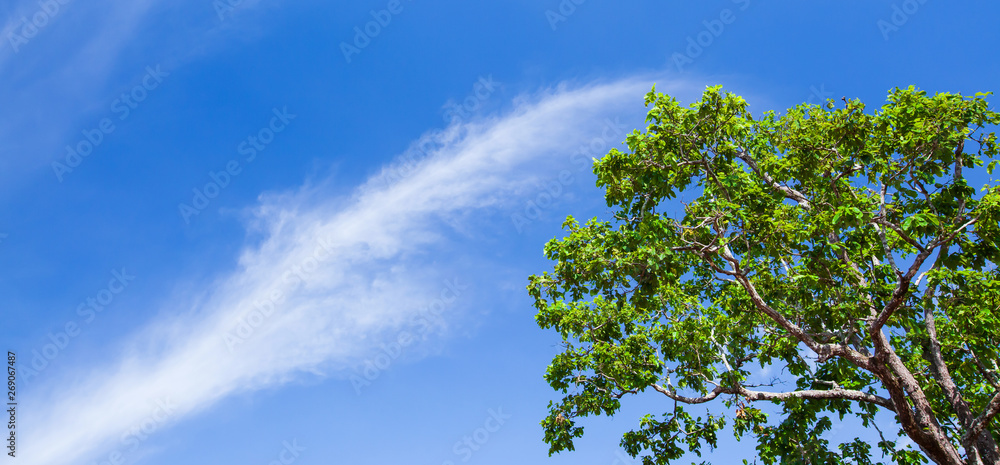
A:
[[528, 86, 1000, 464]]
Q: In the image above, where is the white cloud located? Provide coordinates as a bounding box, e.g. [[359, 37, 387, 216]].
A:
[[21, 76, 701, 465]]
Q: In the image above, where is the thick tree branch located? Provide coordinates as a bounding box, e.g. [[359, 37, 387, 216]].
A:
[[650, 384, 724, 404], [868, 339, 967, 465], [717, 245, 872, 368], [964, 391, 1000, 458], [858, 238, 965, 463], [736, 385, 896, 412], [650, 383, 896, 411], [921, 267, 1000, 461], [918, 246, 998, 464]]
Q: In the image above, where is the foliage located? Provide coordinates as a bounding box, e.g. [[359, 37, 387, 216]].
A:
[[528, 86, 1000, 464]]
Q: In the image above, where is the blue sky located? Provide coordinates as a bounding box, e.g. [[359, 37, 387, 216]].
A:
[[1, 1, 999, 464]]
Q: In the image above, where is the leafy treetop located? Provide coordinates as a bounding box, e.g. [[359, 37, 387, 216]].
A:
[[528, 86, 1000, 465]]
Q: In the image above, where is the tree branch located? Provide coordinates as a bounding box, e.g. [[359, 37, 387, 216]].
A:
[[873, 218, 926, 254], [736, 385, 896, 412], [734, 149, 812, 210], [964, 391, 1000, 455], [717, 245, 872, 368], [919, 264, 998, 460], [649, 383, 896, 411], [650, 384, 725, 404]]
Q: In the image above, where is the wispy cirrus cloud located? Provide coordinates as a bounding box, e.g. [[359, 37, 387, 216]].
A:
[[0, 0, 164, 187], [0, 0, 268, 191], [21, 75, 699, 465]]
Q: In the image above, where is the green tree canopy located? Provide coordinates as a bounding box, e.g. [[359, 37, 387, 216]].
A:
[[528, 86, 1000, 464]]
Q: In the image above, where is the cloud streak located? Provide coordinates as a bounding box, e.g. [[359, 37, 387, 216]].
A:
[[21, 75, 695, 465]]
